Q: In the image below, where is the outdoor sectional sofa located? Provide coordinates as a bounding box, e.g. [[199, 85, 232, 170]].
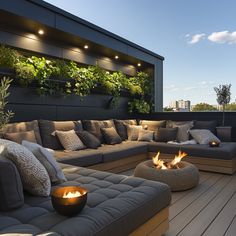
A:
[[2, 119, 236, 175], [1, 118, 236, 236]]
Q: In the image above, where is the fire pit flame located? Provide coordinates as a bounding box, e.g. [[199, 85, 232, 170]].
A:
[[152, 150, 188, 169]]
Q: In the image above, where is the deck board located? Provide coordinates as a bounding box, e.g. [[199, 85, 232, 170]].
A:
[[120, 169, 236, 236]]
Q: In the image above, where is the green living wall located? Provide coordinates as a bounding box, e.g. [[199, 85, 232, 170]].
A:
[[0, 44, 153, 113]]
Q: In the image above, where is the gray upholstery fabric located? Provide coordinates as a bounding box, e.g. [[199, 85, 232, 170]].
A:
[[192, 120, 217, 134], [113, 119, 137, 140], [101, 127, 122, 144], [189, 129, 221, 144], [38, 120, 83, 150], [139, 120, 166, 131], [54, 149, 103, 166], [77, 131, 101, 149], [148, 142, 236, 160], [1, 120, 42, 145], [166, 120, 194, 128], [154, 128, 178, 142], [100, 141, 148, 162], [0, 164, 171, 236], [82, 120, 115, 143], [0, 155, 24, 211]]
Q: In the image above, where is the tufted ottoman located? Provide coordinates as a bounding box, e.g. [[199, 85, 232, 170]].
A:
[[134, 160, 199, 191], [0, 163, 171, 236]]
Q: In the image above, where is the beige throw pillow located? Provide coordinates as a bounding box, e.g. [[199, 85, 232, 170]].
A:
[[56, 130, 86, 151], [126, 125, 143, 141], [0, 139, 51, 197], [138, 129, 154, 142]]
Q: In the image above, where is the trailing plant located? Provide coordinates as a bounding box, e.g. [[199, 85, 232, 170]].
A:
[[214, 84, 231, 126], [50, 59, 71, 79], [0, 44, 18, 69], [128, 99, 151, 114], [0, 77, 14, 131]]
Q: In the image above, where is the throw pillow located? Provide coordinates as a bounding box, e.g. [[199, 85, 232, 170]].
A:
[[0, 153, 24, 211], [154, 128, 178, 142], [4, 130, 37, 144], [126, 125, 143, 141], [56, 130, 86, 151], [192, 120, 217, 134], [138, 129, 154, 142], [77, 131, 101, 149], [189, 129, 221, 145], [22, 140, 67, 184], [82, 120, 115, 143], [101, 127, 122, 145], [113, 119, 137, 140], [38, 120, 83, 150], [172, 123, 194, 142], [139, 120, 166, 131], [0, 139, 51, 197]]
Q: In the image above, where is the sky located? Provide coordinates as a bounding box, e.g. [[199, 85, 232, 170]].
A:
[[44, 0, 236, 106]]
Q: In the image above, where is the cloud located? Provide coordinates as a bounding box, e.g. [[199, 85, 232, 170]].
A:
[[183, 86, 196, 91], [164, 84, 179, 92], [188, 33, 205, 44], [208, 31, 236, 44]]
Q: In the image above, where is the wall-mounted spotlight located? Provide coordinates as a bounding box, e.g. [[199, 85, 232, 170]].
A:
[[84, 45, 89, 49], [38, 29, 44, 35], [137, 63, 141, 67], [115, 55, 119, 59]]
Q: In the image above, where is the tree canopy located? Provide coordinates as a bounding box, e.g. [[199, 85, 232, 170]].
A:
[[192, 103, 217, 112]]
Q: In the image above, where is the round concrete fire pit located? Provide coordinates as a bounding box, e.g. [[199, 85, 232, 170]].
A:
[[134, 160, 199, 191]]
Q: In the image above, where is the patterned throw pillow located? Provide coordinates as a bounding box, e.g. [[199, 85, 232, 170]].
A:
[[138, 129, 154, 142], [56, 130, 86, 151], [189, 129, 221, 144], [0, 139, 51, 197], [101, 127, 122, 145], [172, 123, 194, 142], [22, 140, 67, 184]]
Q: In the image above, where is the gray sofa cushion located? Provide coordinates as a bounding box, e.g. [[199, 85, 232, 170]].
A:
[[100, 141, 148, 162], [54, 149, 103, 166], [38, 120, 83, 150], [148, 142, 236, 160], [0, 164, 171, 236], [101, 127, 122, 144], [1, 120, 42, 145], [192, 120, 217, 134], [154, 127, 178, 142], [77, 131, 101, 149], [82, 120, 115, 143], [0, 155, 24, 211], [113, 119, 137, 140]]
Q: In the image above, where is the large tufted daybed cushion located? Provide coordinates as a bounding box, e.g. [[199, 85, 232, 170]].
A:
[[0, 163, 171, 236]]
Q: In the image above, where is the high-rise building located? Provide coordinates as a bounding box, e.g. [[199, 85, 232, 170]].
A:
[[168, 100, 191, 111]]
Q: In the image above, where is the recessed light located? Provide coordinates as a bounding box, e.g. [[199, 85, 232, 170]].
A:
[[137, 63, 141, 67], [38, 29, 44, 35], [84, 45, 89, 49], [115, 55, 119, 59]]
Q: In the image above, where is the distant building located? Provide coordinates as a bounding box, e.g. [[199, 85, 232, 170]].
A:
[[169, 100, 191, 112]]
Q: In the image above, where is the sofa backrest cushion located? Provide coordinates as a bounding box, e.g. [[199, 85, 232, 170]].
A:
[[38, 120, 83, 150], [113, 119, 137, 140], [1, 120, 42, 145], [166, 120, 194, 128], [139, 120, 166, 131], [0, 154, 24, 211], [4, 130, 37, 144], [154, 127, 178, 142], [82, 120, 115, 143], [192, 120, 217, 134]]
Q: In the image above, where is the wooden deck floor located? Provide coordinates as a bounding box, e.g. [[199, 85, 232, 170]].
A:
[[121, 170, 236, 236]]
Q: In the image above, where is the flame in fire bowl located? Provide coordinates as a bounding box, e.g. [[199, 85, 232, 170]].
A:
[[134, 156, 199, 191], [51, 186, 88, 216]]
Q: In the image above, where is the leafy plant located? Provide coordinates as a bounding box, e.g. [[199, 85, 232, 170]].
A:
[[128, 99, 151, 114], [214, 84, 231, 126], [15, 56, 35, 86], [0, 77, 14, 131], [50, 60, 71, 79], [0, 44, 18, 69]]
